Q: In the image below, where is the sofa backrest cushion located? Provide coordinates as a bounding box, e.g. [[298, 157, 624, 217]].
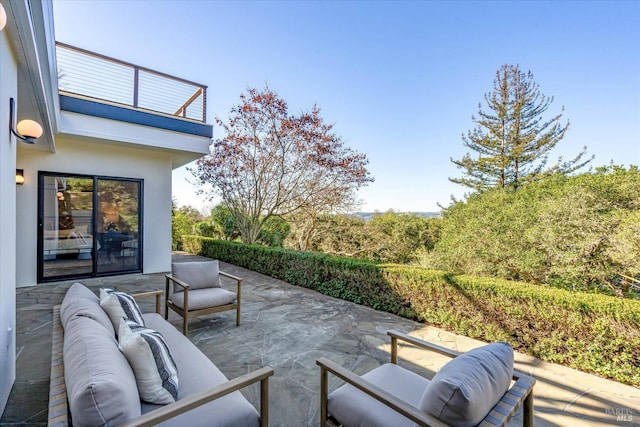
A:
[[118, 320, 179, 404], [171, 261, 221, 292], [418, 342, 514, 427], [63, 315, 141, 426], [100, 288, 146, 332], [60, 282, 114, 335]]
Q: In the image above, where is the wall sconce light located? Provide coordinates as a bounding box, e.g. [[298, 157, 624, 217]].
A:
[[16, 169, 24, 185], [9, 98, 43, 144], [0, 4, 7, 32]]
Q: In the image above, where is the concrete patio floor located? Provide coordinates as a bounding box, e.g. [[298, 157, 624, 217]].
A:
[[1, 252, 638, 426]]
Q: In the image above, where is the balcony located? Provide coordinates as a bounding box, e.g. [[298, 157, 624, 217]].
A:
[[56, 42, 212, 138]]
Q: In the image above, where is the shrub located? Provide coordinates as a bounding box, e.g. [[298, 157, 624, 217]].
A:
[[181, 236, 640, 386]]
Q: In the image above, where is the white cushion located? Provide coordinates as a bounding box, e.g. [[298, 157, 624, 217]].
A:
[[170, 288, 237, 311], [118, 321, 179, 404], [172, 261, 221, 292], [418, 342, 514, 427], [64, 315, 141, 425], [328, 363, 429, 427], [60, 282, 114, 334], [100, 288, 145, 331]]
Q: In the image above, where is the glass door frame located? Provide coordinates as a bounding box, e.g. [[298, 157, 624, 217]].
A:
[[37, 171, 144, 283]]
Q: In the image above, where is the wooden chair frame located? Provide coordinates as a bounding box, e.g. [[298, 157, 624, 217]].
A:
[[317, 329, 535, 427], [165, 270, 242, 335]]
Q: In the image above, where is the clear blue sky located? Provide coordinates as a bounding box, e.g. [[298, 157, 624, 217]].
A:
[[52, 0, 640, 213]]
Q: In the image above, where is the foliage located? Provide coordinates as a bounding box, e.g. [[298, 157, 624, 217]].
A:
[[181, 236, 640, 386], [209, 204, 240, 241], [258, 216, 290, 247], [431, 166, 640, 293], [451, 64, 591, 191], [171, 200, 204, 250], [193, 221, 221, 238], [302, 212, 442, 264], [191, 86, 372, 244]]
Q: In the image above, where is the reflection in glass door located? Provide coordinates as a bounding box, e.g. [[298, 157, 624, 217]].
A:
[[96, 179, 140, 274], [41, 176, 94, 279], [39, 173, 142, 282]]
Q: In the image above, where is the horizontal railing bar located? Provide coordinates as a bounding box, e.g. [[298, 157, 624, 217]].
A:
[[56, 42, 208, 90]]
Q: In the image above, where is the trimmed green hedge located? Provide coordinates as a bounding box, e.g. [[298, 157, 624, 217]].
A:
[[182, 236, 640, 386]]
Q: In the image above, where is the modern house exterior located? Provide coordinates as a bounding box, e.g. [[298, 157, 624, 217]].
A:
[[1, 0, 211, 414]]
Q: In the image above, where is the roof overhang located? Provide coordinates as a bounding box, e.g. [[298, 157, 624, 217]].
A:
[[58, 110, 211, 169], [2, 0, 59, 152]]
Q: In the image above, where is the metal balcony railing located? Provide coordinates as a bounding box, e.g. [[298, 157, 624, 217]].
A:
[[56, 42, 207, 122]]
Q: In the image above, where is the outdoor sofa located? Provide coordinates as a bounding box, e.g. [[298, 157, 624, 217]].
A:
[[47, 282, 273, 426]]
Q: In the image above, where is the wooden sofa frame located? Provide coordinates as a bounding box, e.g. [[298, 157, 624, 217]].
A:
[[48, 290, 272, 427], [165, 270, 242, 335], [317, 329, 535, 427]]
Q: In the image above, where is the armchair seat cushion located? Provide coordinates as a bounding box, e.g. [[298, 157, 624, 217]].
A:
[[170, 288, 237, 311], [327, 363, 429, 427]]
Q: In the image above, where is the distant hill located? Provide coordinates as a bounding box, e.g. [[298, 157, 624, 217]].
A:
[[351, 211, 440, 221]]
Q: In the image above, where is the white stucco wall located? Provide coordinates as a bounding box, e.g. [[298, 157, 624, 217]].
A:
[[0, 27, 18, 415], [16, 136, 173, 287]]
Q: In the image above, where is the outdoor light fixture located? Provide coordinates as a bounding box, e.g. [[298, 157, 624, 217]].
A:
[[16, 169, 24, 185], [0, 4, 7, 32], [9, 98, 43, 144]]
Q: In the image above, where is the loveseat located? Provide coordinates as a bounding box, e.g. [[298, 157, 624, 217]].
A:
[[48, 283, 273, 427]]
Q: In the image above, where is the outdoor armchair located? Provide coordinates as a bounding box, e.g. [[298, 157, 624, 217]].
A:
[[316, 330, 535, 427], [165, 260, 241, 335]]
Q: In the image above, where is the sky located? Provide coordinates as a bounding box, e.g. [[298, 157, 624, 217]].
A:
[[52, 0, 640, 214]]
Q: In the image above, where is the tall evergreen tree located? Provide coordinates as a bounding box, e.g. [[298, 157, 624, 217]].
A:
[[450, 64, 591, 191]]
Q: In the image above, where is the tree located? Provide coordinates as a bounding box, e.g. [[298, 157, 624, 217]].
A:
[[192, 86, 373, 244], [171, 200, 202, 250], [431, 166, 640, 294], [451, 64, 591, 191]]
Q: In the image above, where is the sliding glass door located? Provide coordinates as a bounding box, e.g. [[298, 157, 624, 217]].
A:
[[39, 173, 142, 282]]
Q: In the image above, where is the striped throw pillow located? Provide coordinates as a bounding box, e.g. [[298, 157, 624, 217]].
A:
[[100, 288, 145, 332], [118, 321, 179, 404]]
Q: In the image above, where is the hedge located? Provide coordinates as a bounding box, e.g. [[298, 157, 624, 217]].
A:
[[181, 236, 640, 386]]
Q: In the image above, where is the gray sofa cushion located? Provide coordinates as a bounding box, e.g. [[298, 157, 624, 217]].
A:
[[171, 261, 221, 292], [170, 288, 237, 311], [142, 313, 260, 427], [60, 282, 114, 334], [418, 342, 514, 427], [63, 315, 141, 426], [118, 321, 179, 404], [100, 288, 146, 331], [327, 363, 430, 427]]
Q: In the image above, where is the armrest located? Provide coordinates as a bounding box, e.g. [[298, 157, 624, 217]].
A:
[[165, 274, 190, 292], [118, 366, 274, 427], [220, 270, 242, 282], [387, 330, 461, 364], [220, 270, 242, 296], [131, 290, 163, 314], [316, 358, 448, 427]]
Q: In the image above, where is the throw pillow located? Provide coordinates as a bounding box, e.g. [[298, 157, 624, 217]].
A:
[[100, 288, 145, 331], [118, 320, 179, 404], [418, 341, 514, 427]]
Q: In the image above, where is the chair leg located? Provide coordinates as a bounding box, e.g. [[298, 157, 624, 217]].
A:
[[236, 306, 241, 326], [164, 277, 169, 320], [183, 312, 188, 335], [523, 391, 534, 427]]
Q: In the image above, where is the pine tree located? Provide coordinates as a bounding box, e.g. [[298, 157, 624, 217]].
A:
[[450, 64, 591, 192]]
